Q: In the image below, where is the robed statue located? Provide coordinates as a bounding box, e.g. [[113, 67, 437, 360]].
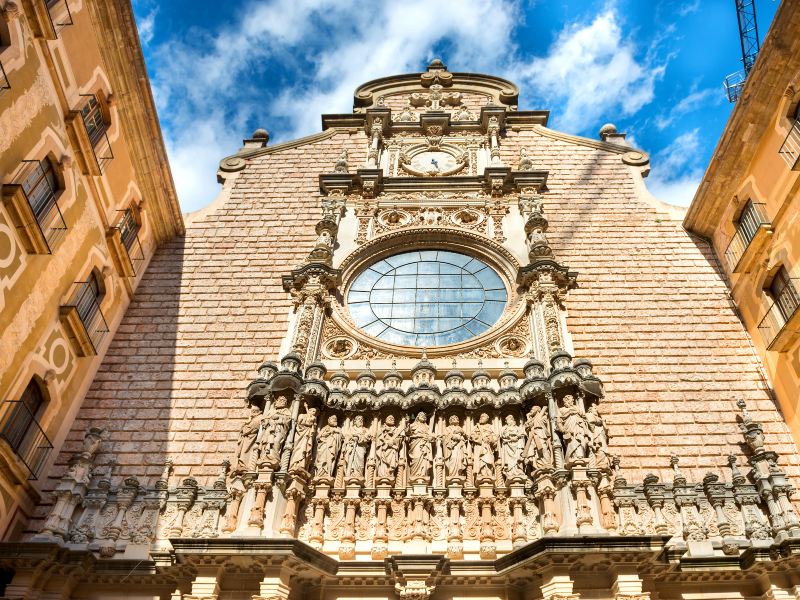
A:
[[499, 414, 526, 477], [375, 415, 403, 482], [288, 406, 318, 473], [236, 405, 263, 472], [405, 412, 434, 483], [259, 395, 293, 468], [315, 415, 343, 479], [471, 413, 497, 482], [558, 394, 591, 464], [341, 414, 372, 478], [523, 405, 553, 472], [442, 414, 468, 481]]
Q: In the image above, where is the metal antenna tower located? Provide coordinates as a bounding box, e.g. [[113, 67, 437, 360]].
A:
[[724, 0, 761, 103]]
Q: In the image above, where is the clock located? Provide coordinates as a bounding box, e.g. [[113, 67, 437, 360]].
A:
[[408, 151, 459, 176]]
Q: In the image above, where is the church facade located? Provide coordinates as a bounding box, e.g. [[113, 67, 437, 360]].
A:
[[3, 53, 800, 600]]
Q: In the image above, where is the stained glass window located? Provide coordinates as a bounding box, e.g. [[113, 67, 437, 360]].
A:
[[347, 250, 507, 347]]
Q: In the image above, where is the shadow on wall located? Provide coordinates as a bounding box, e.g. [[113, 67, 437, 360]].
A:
[[22, 236, 186, 538]]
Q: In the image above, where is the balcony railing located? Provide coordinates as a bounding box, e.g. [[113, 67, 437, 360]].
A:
[[724, 70, 746, 103], [758, 278, 800, 350], [64, 280, 109, 353], [779, 118, 800, 170], [115, 210, 144, 276], [724, 202, 770, 272], [79, 94, 114, 172], [46, 0, 73, 36], [0, 60, 9, 96], [0, 400, 53, 480]]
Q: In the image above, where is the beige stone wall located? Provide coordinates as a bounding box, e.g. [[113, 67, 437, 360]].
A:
[[0, 0, 181, 538], [684, 0, 800, 449]]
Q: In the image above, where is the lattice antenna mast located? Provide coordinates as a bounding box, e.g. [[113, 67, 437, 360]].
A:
[[736, 0, 760, 75], [724, 0, 761, 103]]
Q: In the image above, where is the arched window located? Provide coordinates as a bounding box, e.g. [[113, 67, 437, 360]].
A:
[[0, 378, 51, 479]]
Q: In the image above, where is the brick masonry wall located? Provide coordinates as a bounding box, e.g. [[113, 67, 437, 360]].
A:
[[37, 122, 800, 524]]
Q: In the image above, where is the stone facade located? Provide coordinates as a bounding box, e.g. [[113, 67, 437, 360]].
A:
[[0, 0, 182, 542], [3, 31, 800, 600], [684, 0, 800, 447]]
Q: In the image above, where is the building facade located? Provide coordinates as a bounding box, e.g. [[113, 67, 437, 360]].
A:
[[684, 0, 800, 446], [0, 0, 183, 542], [0, 52, 799, 598]]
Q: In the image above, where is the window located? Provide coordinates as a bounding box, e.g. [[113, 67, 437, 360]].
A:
[[118, 208, 140, 252], [768, 267, 800, 323], [80, 95, 106, 147], [22, 158, 59, 222], [735, 200, 760, 249], [347, 250, 507, 347], [0, 378, 52, 479], [75, 271, 103, 328]]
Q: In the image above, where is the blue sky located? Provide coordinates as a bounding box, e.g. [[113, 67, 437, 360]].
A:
[[132, 0, 778, 213]]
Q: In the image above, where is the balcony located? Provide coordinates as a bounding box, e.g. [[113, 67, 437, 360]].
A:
[[724, 202, 771, 273], [724, 70, 746, 103], [59, 280, 109, 356], [0, 60, 9, 96], [0, 400, 53, 480], [107, 209, 144, 278], [23, 0, 73, 39], [758, 278, 800, 352], [779, 118, 800, 170], [1, 160, 68, 254]]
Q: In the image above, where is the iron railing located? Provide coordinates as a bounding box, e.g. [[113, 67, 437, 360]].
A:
[[779, 118, 800, 170], [724, 70, 746, 103], [79, 94, 114, 172], [0, 60, 9, 96], [65, 280, 109, 353], [724, 202, 770, 272], [115, 209, 144, 275], [16, 160, 68, 252], [46, 0, 73, 36], [758, 278, 800, 349], [0, 400, 53, 479]]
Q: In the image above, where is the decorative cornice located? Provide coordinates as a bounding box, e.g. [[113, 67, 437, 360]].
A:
[[217, 129, 340, 173], [532, 125, 643, 156], [85, 0, 184, 241]]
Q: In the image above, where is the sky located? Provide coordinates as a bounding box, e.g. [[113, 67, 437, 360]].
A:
[[131, 0, 779, 213]]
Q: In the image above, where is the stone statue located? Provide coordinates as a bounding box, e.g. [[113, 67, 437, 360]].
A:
[[375, 415, 403, 482], [406, 412, 434, 483], [523, 405, 553, 471], [236, 405, 263, 472], [315, 415, 343, 479], [499, 414, 526, 477], [586, 404, 611, 470], [259, 396, 292, 468], [558, 394, 591, 464], [471, 413, 497, 482], [341, 415, 372, 479], [442, 415, 468, 481], [288, 407, 318, 473]]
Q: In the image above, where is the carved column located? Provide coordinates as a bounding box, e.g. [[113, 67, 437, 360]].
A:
[[447, 497, 463, 559], [222, 488, 244, 533], [340, 496, 359, 560], [478, 493, 496, 559], [571, 463, 594, 533], [536, 471, 559, 535], [100, 477, 141, 557], [372, 498, 389, 560], [247, 480, 272, 530], [185, 567, 223, 600], [168, 477, 197, 537], [509, 497, 527, 548], [279, 484, 304, 538], [253, 567, 292, 600], [540, 570, 579, 600], [611, 571, 650, 600]]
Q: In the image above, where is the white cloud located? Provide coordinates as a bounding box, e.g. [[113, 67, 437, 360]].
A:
[[646, 128, 704, 205], [654, 86, 719, 130], [507, 10, 665, 133], [143, 1, 667, 211], [136, 8, 157, 45]]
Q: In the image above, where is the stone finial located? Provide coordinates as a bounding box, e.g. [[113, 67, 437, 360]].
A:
[[421, 58, 453, 87], [599, 123, 628, 145], [334, 149, 349, 174], [518, 148, 534, 171], [670, 456, 687, 486], [252, 128, 269, 141]]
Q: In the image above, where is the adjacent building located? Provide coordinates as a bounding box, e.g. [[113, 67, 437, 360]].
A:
[[684, 0, 800, 446], [0, 0, 182, 541]]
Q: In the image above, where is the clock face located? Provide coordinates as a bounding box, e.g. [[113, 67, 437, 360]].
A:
[[409, 151, 458, 175]]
